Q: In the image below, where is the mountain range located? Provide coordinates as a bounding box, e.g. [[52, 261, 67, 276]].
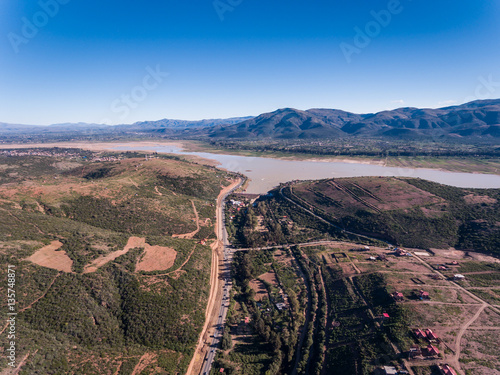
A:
[[1, 99, 499, 140], [205, 99, 500, 139]]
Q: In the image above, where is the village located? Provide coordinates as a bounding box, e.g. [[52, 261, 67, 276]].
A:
[[217, 200, 500, 375], [0, 147, 123, 162]]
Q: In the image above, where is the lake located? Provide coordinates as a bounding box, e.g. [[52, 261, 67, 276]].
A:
[[112, 144, 500, 194]]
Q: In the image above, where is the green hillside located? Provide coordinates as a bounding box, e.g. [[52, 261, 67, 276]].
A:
[[285, 177, 500, 254], [0, 150, 232, 374]]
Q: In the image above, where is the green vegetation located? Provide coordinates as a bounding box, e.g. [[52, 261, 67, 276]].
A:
[[222, 243, 410, 374], [223, 175, 499, 374], [280, 177, 499, 255], [219, 249, 305, 375], [208, 137, 500, 157], [0, 151, 232, 374]]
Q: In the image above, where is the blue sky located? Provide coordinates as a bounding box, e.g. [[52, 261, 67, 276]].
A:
[[1, 0, 500, 125]]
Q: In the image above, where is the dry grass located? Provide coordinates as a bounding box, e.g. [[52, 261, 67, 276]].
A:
[[295, 177, 445, 216], [136, 244, 177, 272], [249, 279, 268, 301], [464, 194, 497, 205], [26, 240, 73, 272], [259, 271, 279, 287]]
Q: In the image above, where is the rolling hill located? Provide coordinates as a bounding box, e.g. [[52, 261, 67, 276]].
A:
[[0, 150, 233, 374], [207, 99, 500, 139]]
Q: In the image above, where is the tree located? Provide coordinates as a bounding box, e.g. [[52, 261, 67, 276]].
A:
[[221, 330, 233, 350]]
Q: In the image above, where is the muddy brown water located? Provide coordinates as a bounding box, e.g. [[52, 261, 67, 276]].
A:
[[112, 145, 500, 194]]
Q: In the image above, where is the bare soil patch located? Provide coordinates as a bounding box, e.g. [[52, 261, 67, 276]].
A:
[[249, 279, 268, 301], [470, 307, 500, 328], [296, 177, 444, 215], [460, 330, 500, 375], [259, 271, 279, 287], [51, 161, 82, 171], [136, 244, 177, 272], [83, 236, 145, 273], [464, 194, 497, 205], [428, 248, 500, 264], [26, 240, 73, 272], [409, 304, 478, 327]]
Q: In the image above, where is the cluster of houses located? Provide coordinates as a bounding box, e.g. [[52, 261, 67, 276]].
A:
[[0, 148, 125, 163], [367, 253, 389, 261], [433, 263, 466, 281], [392, 289, 432, 301], [254, 284, 289, 313], [408, 329, 442, 360], [274, 287, 289, 311], [408, 343, 441, 359], [413, 328, 440, 343], [351, 245, 370, 251], [0, 148, 86, 158], [229, 199, 244, 207]]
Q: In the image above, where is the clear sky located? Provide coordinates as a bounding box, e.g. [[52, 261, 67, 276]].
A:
[[1, 0, 500, 125]]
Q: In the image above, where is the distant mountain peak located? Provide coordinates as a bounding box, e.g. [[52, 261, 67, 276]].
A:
[[207, 99, 500, 139]]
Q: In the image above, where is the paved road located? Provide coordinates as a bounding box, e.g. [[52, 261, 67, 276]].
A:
[[200, 178, 244, 375]]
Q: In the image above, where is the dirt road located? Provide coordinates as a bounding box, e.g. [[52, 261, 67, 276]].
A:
[[186, 178, 242, 375], [451, 303, 487, 375]]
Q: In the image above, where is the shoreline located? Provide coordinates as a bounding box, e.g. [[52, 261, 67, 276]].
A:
[[0, 140, 498, 176]]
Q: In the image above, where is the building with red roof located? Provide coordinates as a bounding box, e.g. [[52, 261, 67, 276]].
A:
[[419, 290, 430, 300], [440, 364, 457, 375], [426, 344, 440, 357], [425, 329, 439, 342], [392, 292, 404, 301], [413, 329, 427, 339]]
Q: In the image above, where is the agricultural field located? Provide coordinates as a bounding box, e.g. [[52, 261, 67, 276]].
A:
[[222, 176, 500, 375], [0, 150, 234, 374]]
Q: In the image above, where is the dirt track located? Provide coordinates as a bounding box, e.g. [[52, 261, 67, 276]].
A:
[[451, 303, 487, 375], [186, 178, 242, 375], [172, 200, 200, 239]]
